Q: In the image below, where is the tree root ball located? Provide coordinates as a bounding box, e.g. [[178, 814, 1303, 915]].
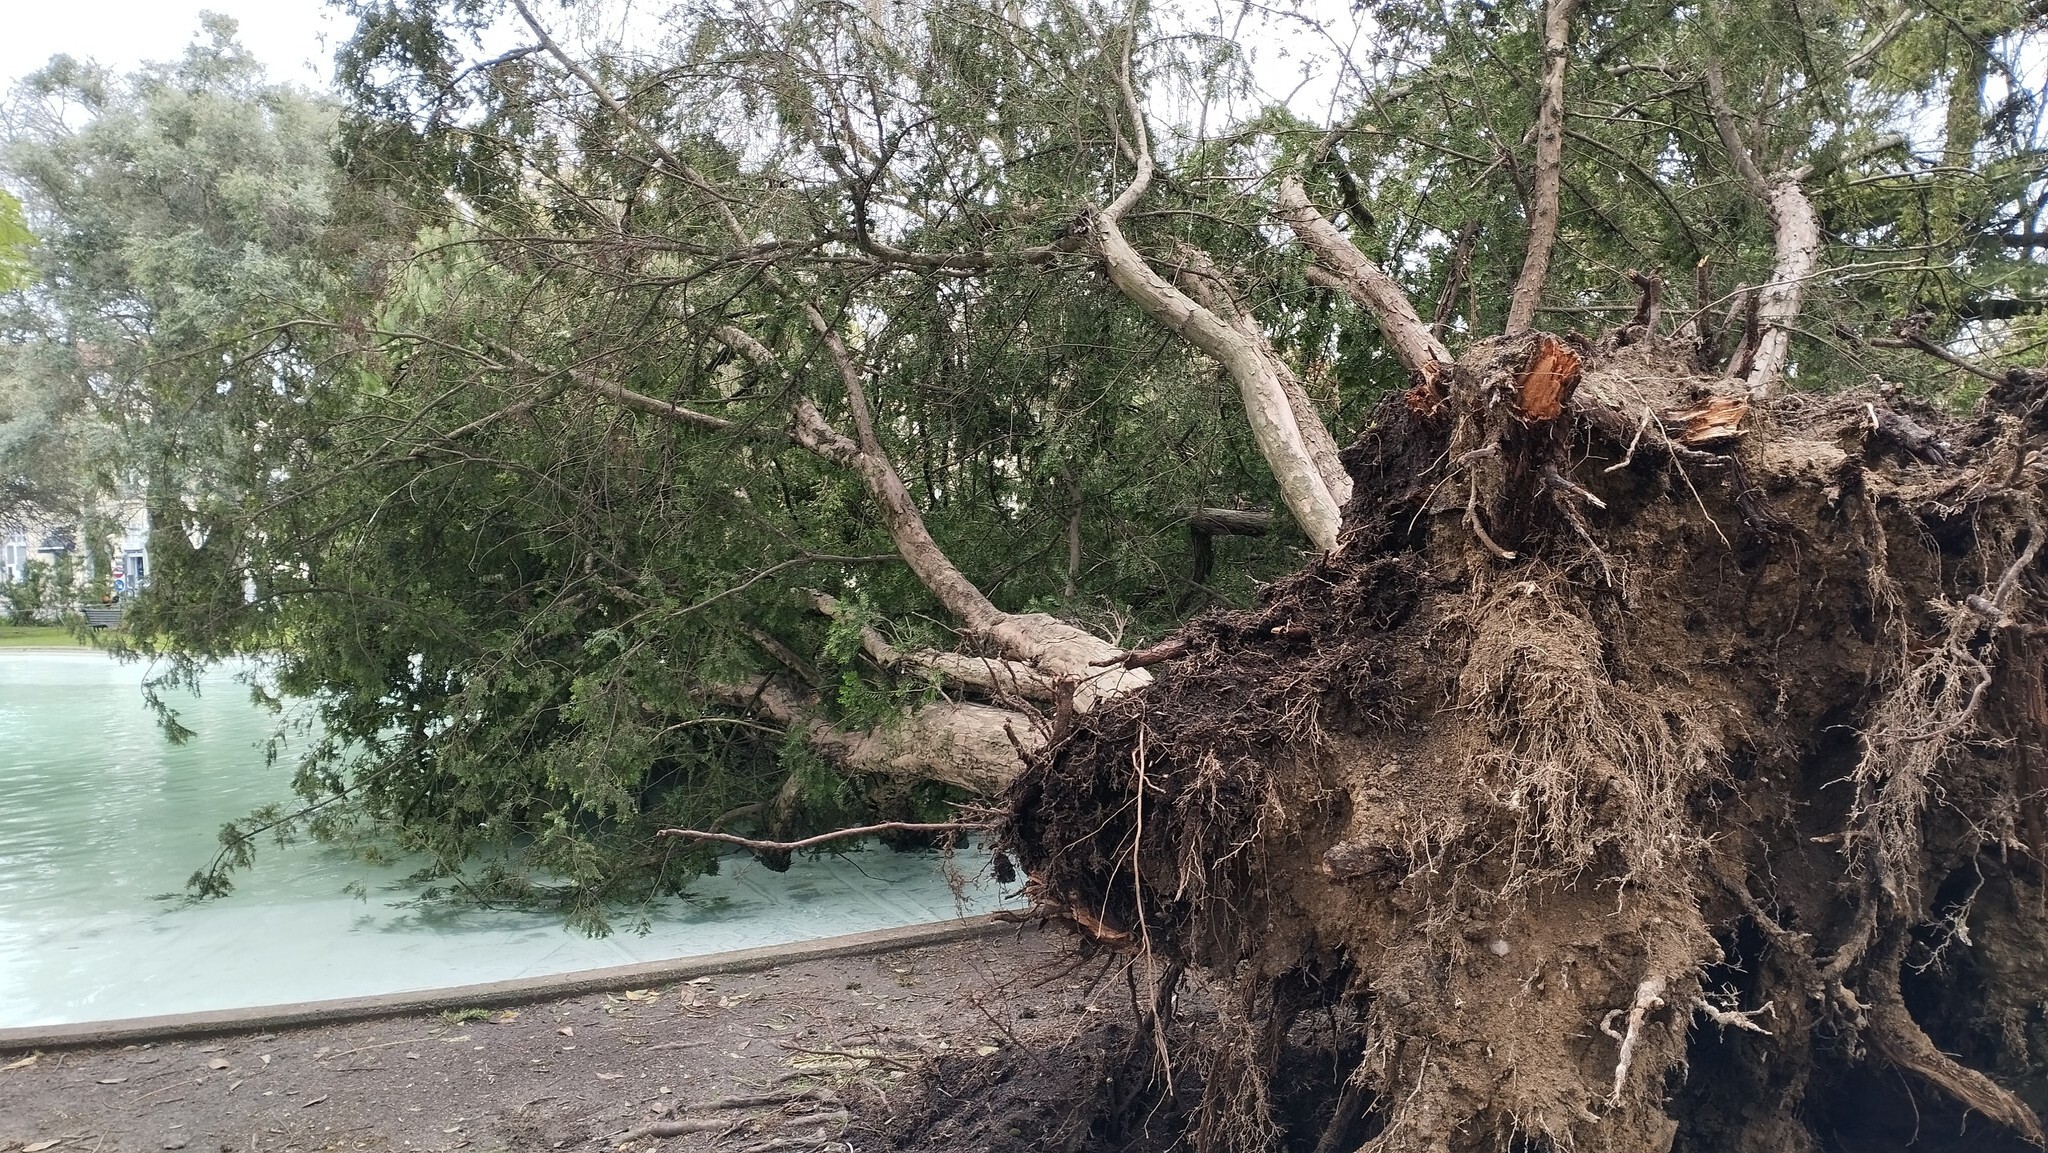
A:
[[1005, 338, 2048, 1153]]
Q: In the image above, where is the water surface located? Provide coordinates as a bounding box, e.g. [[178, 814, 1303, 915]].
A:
[[0, 652, 1013, 1027]]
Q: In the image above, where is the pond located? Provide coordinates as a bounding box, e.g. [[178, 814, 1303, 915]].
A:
[[0, 651, 1015, 1027]]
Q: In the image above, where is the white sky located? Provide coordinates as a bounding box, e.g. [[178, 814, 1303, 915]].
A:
[[2, 1, 345, 92], [2, 0, 1360, 112]]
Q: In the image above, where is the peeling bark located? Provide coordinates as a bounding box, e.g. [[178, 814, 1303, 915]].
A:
[[1504, 0, 1578, 335]]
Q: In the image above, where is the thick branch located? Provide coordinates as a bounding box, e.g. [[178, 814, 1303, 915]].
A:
[[1703, 57, 1818, 397], [515, 2, 1146, 707], [713, 678, 1035, 795], [658, 821, 986, 853], [1504, 0, 1579, 335], [1088, 49, 1344, 552], [1186, 507, 1273, 536], [1277, 177, 1451, 375], [1747, 178, 1819, 398], [812, 592, 1060, 701], [1093, 218, 1344, 552], [1173, 244, 1351, 507]]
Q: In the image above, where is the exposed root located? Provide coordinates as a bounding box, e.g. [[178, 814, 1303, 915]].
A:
[[1603, 976, 1670, 1104], [1693, 996, 1775, 1035], [1006, 338, 2048, 1153], [617, 1087, 846, 1144], [1865, 938, 2046, 1145]]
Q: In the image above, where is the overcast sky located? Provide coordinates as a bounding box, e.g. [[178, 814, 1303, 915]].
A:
[[3, 1, 347, 90], [3, 0, 1358, 115]]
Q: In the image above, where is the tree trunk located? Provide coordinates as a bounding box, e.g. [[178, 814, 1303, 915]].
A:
[[1503, 0, 1577, 335]]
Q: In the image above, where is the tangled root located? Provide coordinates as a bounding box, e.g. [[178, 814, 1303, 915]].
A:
[[1008, 340, 2048, 1152]]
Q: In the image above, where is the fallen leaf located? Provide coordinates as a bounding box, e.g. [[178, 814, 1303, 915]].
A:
[[301, 1095, 328, 1108], [4, 1054, 40, 1071], [208, 1059, 230, 1070], [974, 1045, 1001, 1057], [24, 1140, 62, 1151]]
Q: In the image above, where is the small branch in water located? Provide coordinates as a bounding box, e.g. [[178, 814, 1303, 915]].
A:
[[656, 821, 986, 853]]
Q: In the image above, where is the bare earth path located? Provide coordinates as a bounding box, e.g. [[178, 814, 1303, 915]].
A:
[[0, 930, 1102, 1153]]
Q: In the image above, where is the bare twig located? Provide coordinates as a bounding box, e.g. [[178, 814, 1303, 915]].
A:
[[656, 822, 986, 853]]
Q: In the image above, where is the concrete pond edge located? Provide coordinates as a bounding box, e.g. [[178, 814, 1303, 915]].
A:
[[0, 915, 1016, 1052]]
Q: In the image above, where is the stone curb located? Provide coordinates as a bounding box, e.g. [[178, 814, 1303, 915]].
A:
[[0, 915, 1015, 1052]]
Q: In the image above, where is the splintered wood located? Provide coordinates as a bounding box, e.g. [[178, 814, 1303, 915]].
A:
[[1515, 336, 1582, 422], [1665, 395, 1749, 447], [1405, 360, 1450, 418]]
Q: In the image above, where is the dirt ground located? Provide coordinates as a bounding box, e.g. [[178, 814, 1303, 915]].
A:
[[0, 928, 1123, 1153]]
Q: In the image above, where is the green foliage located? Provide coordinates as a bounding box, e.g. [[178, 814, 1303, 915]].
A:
[[0, 190, 32, 293]]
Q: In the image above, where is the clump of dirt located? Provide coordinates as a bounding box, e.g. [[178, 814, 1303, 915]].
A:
[[1007, 335, 2048, 1153]]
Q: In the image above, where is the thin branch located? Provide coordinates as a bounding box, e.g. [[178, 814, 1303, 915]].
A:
[[657, 822, 987, 853]]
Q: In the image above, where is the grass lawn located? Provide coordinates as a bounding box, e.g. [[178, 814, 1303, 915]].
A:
[[0, 625, 94, 648]]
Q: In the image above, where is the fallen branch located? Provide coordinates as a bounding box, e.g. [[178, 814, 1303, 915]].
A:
[[657, 821, 987, 853], [1094, 637, 1191, 670], [1869, 333, 2007, 385]]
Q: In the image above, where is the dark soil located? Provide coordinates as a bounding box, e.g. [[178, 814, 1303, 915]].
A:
[[1007, 338, 2048, 1152], [0, 930, 1149, 1153]]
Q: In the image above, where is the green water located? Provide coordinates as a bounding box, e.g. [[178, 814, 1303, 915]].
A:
[[0, 652, 1013, 1027]]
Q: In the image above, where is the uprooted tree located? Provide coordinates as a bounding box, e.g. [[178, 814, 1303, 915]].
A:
[[11, 0, 2048, 1143]]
